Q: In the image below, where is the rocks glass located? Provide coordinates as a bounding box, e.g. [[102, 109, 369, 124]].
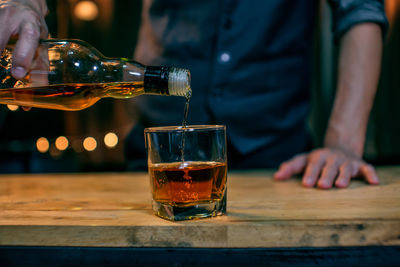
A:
[[145, 125, 227, 221]]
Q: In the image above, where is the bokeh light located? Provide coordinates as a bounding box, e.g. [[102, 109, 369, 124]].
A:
[[55, 136, 69, 151], [104, 132, 118, 148], [7, 105, 19, 111], [36, 137, 50, 153], [83, 136, 97, 151], [74, 1, 99, 21]]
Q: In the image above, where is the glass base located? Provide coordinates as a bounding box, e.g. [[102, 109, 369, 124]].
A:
[[152, 192, 226, 221]]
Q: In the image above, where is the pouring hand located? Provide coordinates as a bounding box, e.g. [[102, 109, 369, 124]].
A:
[[0, 0, 48, 79]]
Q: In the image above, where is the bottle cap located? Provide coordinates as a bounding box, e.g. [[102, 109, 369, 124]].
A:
[[168, 68, 191, 98]]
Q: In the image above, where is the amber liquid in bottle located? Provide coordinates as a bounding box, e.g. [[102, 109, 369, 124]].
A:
[[0, 81, 145, 111], [149, 161, 227, 206], [0, 39, 191, 110]]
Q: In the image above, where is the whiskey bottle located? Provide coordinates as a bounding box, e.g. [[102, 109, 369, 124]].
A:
[[0, 39, 191, 111]]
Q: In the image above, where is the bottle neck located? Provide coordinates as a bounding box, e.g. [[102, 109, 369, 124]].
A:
[[144, 66, 191, 97], [144, 66, 171, 95]]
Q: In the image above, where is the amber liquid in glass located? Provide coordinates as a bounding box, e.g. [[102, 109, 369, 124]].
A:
[[149, 161, 227, 206], [0, 81, 144, 111]]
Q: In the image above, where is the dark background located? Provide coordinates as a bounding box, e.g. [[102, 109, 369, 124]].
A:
[[0, 0, 399, 173]]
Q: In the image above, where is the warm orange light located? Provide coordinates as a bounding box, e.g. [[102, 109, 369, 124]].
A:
[[83, 136, 97, 151], [7, 105, 19, 111], [55, 136, 69, 151], [386, 0, 396, 21], [104, 132, 118, 148], [36, 137, 49, 153], [74, 1, 99, 21]]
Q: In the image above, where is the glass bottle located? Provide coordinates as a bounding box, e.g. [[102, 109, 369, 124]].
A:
[[0, 39, 191, 111]]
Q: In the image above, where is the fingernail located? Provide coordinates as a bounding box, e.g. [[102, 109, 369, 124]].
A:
[[12, 67, 26, 79], [337, 182, 348, 188], [318, 180, 330, 189], [303, 177, 313, 187], [371, 177, 380, 185]]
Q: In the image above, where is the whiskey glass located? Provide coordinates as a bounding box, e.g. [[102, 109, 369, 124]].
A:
[[144, 125, 227, 221]]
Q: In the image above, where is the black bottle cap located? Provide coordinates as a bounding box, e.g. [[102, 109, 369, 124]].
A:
[[144, 66, 170, 95]]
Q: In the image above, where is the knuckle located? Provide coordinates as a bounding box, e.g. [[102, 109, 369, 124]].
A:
[[339, 162, 350, 172], [294, 153, 306, 160], [308, 152, 320, 162], [21, 12, 43, 36], [0, 3, 42, 36], [320, 147, 330, 154], [280, 162, 289, 169], [363, 164, 374, 172], [23, 8, 40, 20], [326, 155, 339, 166], [311, 149, 329, 161], [23, 26, 41, 40], [351, 161, 361, 170], [312, 150, 323, 158]]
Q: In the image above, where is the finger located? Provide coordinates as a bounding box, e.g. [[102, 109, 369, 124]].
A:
[[335, 162, 352, 188], [317, 158, 340, 189], [274, 154, 307, 180], [12, 20, 41, 79], [359, 163, 380, 185], [0, 34, 11, 55], [39, 18, 49, 39], [0, 17, 15, 52], [302, 157, 325, 188]]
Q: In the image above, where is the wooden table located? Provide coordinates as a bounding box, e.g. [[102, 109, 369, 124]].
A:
[[1, 167, 399, 265]]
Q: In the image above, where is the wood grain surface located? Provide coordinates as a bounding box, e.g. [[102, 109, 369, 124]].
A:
[[0, 167, 399, 248]]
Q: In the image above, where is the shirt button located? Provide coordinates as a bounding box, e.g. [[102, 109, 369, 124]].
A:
[[219, 52, 231, 63]]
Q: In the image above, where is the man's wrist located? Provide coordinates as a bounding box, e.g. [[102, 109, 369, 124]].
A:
[[323, 124, 365, 158]]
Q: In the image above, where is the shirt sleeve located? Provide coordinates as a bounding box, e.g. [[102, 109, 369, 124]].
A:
[[328, 0, 389, 41]]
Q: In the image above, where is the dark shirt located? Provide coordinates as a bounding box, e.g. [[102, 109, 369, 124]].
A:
[[126, 0, 388, 169]]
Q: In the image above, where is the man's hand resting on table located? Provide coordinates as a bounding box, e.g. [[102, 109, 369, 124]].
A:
[[273, 147, 379, 189]]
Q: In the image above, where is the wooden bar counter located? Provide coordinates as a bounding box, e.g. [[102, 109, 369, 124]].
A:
[[1, 167, 400, 248], [0, 167, 400, 265]]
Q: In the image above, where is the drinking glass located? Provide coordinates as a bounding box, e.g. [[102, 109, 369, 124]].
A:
[[144, 125, 227, 221]]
